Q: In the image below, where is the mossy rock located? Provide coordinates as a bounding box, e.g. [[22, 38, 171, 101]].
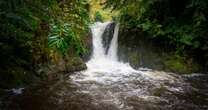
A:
[[71, 57, 85, 66], [66, 57, 87, 72], [163, 55, 199, 74], [128, 52, 141, 68]]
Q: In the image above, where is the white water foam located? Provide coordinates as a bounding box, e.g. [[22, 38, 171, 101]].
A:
[[69, 22, 194, 110], [72, 22, 177, 83], [78, 22, 139, 83]]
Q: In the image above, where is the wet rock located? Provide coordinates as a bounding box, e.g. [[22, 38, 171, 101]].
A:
[[35, 56, 87, 81], [152, 87, 168, 96], [102, 22, 116, 54], [66, 57, 87, 72], [82, 30, 93, 61]]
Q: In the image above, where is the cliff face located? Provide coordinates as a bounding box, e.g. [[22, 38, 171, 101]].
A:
[[117, 29, 201, 74]]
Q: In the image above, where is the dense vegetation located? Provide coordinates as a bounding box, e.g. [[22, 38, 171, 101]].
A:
[[48, 0, 89, 55], [105, 0, 208, 69], [0, 0, 90, 88]]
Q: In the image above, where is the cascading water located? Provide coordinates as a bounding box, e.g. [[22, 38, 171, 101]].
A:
[[80, 22, 139, 83], [107, 23, 119, 61], [79, 22, 173, 81], [90, 22, 119, 62], [70, 22, 208, 110], [4, 22, 208, 110], [90, 22, 109, 59]]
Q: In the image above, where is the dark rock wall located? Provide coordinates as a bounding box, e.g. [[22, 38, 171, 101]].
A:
[[117, 29, 201, 74], [102, 22, 116, 54]]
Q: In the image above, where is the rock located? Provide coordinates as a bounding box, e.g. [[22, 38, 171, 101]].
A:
[[117, 28, 201, 74], [163, 55, 199, 74], [82, 30, 93, 62], [37, 56, 87, 81], [66, 57, 87, 72], [102, 22, 116, 54]]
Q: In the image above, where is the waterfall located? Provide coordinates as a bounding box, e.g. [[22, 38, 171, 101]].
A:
[[68, 22, 195, 109], [90, 22, 110, 60], [5, 22, 206, 110], [81, 21, 182, 81], [90, 22, 119, 61], [82, 22, 137, 79], [107, 23, 119, 61]]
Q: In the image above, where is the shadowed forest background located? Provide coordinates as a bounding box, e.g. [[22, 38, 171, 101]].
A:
[[0, 0, 208, 109]]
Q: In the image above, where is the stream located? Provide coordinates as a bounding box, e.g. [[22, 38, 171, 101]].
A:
[[1, 22, 208, 110]]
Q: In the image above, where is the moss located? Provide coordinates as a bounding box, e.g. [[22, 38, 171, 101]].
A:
[[66, 57, 87, 72], [128, 52, 141, 68], [163, 55, 199, 74]]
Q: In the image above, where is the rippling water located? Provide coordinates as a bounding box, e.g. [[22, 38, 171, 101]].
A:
[[1, 71, 208, 110]]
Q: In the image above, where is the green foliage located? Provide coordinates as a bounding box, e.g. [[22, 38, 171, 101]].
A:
[[0, 0, 90, 88], [48, 22, 86, 55], [94, 11, 103, 22], [48, 23, 70, 54], [0, 0, 52, 88], [48, 0, 89, 56], [105, 0, 208, 66], [0, 0, 51, 65]]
